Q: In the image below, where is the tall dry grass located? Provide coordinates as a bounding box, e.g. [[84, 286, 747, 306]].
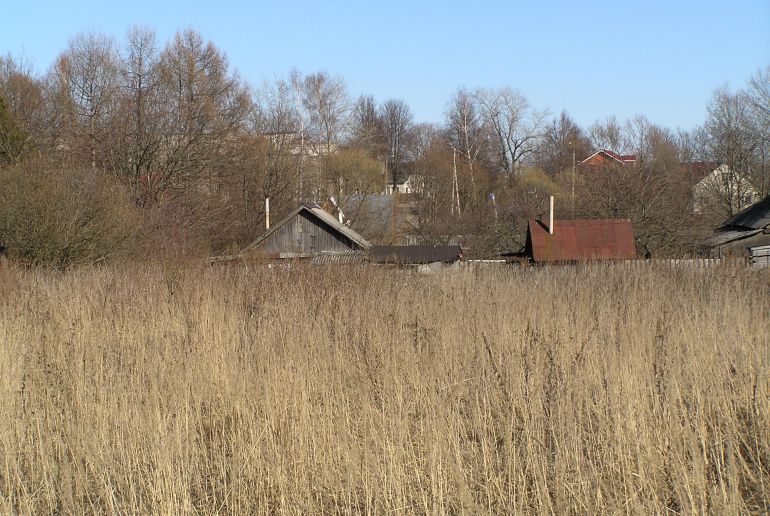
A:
[[0, 263, 768, 513]]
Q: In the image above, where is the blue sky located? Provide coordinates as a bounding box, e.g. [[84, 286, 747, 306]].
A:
[[3, 1, 769, 131]]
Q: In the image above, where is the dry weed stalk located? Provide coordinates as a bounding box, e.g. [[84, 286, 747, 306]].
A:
[[0, 263, 768, 513]]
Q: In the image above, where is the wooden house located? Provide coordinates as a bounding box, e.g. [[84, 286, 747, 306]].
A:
[[709, 194, 770, 256], [241, 204, 371, 259], [579, 149, 637, 168]]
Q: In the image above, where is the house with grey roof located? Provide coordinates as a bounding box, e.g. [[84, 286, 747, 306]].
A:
[[240, 203, 371, 259], [709, 194, 770, 256]]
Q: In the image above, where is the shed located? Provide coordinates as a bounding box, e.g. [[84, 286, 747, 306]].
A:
[[709, 194, 770, 252], [241, 204, 371, 259], [525, 219, 636, 263], [369, 245, 464, 264]]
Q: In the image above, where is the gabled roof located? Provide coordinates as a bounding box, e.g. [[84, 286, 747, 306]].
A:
[[241, 203, 372, 254], [683, 161, 720, 183], [719, 194, 770, 231], [526, 219, 636, 262], [579, 149, 637, 166], [708, 228, 764, 247]]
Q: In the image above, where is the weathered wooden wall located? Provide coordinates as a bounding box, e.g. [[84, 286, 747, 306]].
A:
[[252, 211, 353, 255]]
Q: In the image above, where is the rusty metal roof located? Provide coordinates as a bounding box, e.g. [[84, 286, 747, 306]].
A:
[[526, 219, 636, 262]]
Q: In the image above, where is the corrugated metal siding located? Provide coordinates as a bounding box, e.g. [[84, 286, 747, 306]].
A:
[[252, 211, 354, 254], [311, 250, 366, 264]]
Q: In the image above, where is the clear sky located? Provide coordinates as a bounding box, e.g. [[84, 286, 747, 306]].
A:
[[3, 0, 769, 132]]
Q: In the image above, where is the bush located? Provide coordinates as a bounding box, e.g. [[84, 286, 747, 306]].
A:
[[0, 161, 143, 267]]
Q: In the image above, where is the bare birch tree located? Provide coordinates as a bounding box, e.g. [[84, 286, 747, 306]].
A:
[[446, 88, 486, 200], [301, 71, 351, 155]]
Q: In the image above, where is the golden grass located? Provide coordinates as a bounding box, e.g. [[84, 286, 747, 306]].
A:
[[0, 263, 768, 513]]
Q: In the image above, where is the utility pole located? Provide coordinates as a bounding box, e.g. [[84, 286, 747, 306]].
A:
[[570, 142, 576, 217], [572, 147, 577, 219], [452, 146, 461, 216]]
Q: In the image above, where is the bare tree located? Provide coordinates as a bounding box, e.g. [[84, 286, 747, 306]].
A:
[[0, 54, 45, 150], [446, 87, 487, 200], [536, 110, 590, 177], [105, 26, 164, 204], [301, 71, 350, 155], [588, 116, 626, 153], [697, 87, 759, 216], [674, 128, 697, 163], [476, 87, 547, 175], [747, 67, 770, 195], [49, 31, 121, 169], [412, 122, 439, 161], [577, 121, 694, 257], [0, 96, 28, 164], [380, 98, 413, 191], [351, 94, 385, 158], [154, 29, 251, 196]]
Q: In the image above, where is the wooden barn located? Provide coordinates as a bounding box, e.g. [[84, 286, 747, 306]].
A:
[[524, 218, 637, 263], [709, 194, 770, 255], [241, 204, 371, 259]]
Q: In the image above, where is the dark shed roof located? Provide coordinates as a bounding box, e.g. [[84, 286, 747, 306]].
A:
[[719, 194, 770, 230], [526, 219, 636, 263], [369, 245, 464, 264], [709, 194, 770, 248]]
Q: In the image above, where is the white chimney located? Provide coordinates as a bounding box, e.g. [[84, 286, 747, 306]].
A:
[[265, 197, 270, 230], [549, 195, 554, 235], [329, 196, 344, 224]]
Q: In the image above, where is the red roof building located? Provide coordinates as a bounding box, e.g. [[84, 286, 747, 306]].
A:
[[525, 219, 637, 263], [579, 149, 637, 167]]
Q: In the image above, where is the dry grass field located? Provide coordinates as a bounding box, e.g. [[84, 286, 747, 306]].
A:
[[0, 262, 768, 513]]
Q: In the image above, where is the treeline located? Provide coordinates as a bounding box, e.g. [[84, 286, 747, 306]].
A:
[[0, 27, 768, 264]]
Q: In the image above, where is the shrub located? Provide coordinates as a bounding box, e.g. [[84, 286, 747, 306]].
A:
[[0, 161, 143, 267]]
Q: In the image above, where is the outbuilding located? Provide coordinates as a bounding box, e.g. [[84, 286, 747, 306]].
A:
[[241, 203, 371, 259], [709, 194, 770, 255], [524, 218, 636, 263]]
